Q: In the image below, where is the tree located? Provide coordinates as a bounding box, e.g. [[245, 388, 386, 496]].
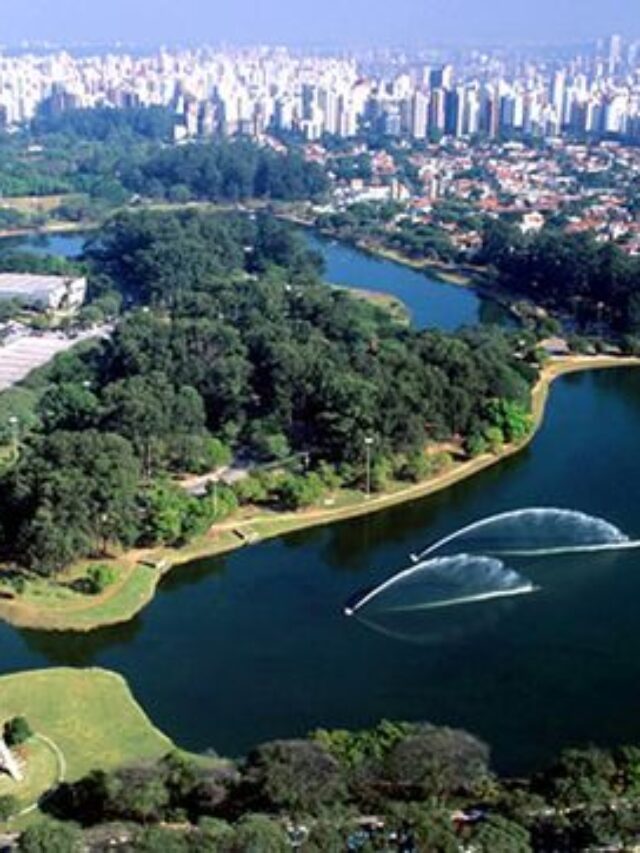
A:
[[131, 826, 190, 852], [103, 765, 171, 823], [384, 725, 490, 800], [102, 373, 176, 477], [470, 815, 532, 852], [230, 814, 288, 853], [384, 803, 459, 853], [301, 816, 351, 852], [0, 794, 19, 821], [38, 382, 100, 432], [615, 745, 640, 796], [537, 747, 617, 807], [4, 716, 33, 747], [197, 817, 235, 849], [19, 819, 83, 853], [243, 740, 346, 815], [11, 431, 141, 573]]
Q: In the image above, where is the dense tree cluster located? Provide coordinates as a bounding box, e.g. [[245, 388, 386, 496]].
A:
[[40, 722, 490, 852], [0, 125, 327, 212], [0, 210, 534, 573], [119, 139, 329, 202], [479, 219, 640, 333], [19, 721, 640, 852]]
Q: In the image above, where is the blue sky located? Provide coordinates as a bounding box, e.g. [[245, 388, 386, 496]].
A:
[[0, 0, 637, 47]]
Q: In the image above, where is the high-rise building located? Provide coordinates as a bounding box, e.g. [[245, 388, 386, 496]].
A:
[[410, 90, 428, 139]]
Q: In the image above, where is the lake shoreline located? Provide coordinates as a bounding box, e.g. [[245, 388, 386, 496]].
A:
[[278, 212, 482, 286], [0, 355, 637, 634], [283, 215, 528, 326]]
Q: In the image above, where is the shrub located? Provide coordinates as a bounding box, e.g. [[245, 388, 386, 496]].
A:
[[4, 716, 33, 747], [87, 564, 117, 595], [0, 794, 19, 821], [484, 426, 504, 454], [466, 433, 488, 458], [397, 451, 431, 483]]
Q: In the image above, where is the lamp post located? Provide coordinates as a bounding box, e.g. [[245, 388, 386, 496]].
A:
[[364, 436, 374, 499], [8, 416, 18, 463]]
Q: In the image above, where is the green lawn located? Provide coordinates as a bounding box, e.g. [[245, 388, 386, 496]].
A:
[[18, 563, 159, 629], [0, 668, 174, 790], [0, 737, 59, 811]]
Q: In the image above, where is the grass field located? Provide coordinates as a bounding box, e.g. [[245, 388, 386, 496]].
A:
[[0, 194, 81, 214], [329, 282, 410, 324], [0, 737, 59, 812], [0, 669, 174, 785], [0, 668, 180, 826]]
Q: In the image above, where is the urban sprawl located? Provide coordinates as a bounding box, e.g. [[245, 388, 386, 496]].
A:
[[1, 36, 639, 140], [1, 35, 640, 257]]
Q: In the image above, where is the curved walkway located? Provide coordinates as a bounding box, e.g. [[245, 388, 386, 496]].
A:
[[13, 733, 66, 819]]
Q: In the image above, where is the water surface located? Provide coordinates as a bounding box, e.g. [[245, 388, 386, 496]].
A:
[[0, 369, 639, 773], [0, 231, 87, 259], [306, 232, 510, 331]]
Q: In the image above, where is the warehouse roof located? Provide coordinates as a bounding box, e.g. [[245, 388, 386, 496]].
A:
[[0, 273, 81, 295]]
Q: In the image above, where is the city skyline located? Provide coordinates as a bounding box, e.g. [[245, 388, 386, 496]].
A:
[[0, 0, 638, 49]]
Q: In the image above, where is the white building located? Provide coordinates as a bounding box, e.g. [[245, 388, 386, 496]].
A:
[[0, 274, 87, 312]]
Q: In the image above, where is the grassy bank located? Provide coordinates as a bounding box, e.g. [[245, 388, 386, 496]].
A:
[[0, 355, 637, 634], [0, 668, 178, 822], [329, 281, 410, 324]]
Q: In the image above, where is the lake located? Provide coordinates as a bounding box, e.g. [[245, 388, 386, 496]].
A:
[[306, 232, 510, 331], [0, 231, 88, 259], [0, 229, 638, 774]]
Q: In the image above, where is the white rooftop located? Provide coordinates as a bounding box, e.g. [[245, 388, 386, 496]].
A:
[[0, 273, 79, 294]]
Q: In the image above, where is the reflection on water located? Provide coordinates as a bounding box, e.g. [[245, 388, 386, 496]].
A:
[[354, 594, 523, 647], [19, 617, 143, 667], [159, 554, 228, 594]]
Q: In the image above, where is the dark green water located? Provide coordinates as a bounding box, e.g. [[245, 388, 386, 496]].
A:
[[0, 231, 638, 774]]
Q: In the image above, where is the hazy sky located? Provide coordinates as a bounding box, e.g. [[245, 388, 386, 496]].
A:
[[0, 0, 637, 47]]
